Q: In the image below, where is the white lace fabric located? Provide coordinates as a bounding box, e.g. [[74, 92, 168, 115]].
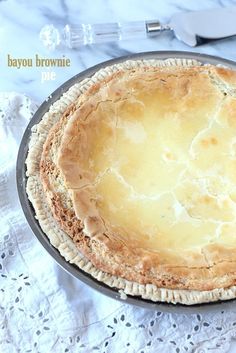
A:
[[1, 91, 236, 353]]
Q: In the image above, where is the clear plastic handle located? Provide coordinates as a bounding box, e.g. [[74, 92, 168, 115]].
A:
[[65, 22, 148, 47], [40, 21, 163, 50]]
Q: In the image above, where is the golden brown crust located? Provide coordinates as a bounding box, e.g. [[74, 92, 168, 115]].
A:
[[26, 59, 236, 303], [215, 67, 236, 89], [44, 63, 235, 290]]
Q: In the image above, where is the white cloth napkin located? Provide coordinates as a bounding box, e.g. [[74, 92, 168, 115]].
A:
[[1, 91, 236, 353]]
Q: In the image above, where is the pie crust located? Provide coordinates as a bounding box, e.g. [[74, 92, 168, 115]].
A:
[[26, 58, 236, 305]]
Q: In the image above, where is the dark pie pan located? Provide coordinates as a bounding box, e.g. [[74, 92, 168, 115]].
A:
[[17, 51, 236, 313]]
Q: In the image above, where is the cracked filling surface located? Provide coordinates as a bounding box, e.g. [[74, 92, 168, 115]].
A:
[[58, 67, 236, 256], [32, 62, 236, 295]]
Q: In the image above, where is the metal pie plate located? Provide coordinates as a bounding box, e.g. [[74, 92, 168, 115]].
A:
[[17, 51, 236, 313]]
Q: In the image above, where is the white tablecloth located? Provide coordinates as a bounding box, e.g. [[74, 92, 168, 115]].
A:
[[1, 91, 236, 353]]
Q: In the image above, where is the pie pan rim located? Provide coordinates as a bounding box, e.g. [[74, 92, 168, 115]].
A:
[[17, 50, 236, 312]]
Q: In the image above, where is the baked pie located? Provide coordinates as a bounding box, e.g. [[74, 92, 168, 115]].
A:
[[26, 58, 236, 305]]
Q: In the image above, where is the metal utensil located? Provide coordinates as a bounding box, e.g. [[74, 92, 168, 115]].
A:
[[39, 6, 236, 50]]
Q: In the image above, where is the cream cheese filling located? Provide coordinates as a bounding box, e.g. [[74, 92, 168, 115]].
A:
[[68, 70, 236, 251]]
